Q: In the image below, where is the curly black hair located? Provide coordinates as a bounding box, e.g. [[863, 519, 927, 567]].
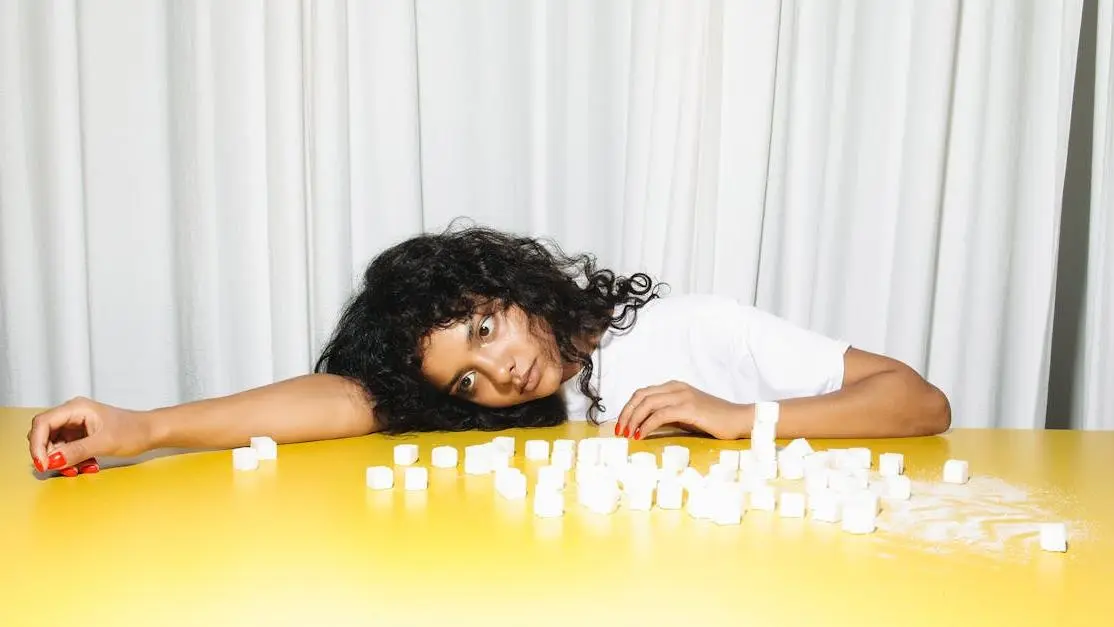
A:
[[314, 225, 664, 434]]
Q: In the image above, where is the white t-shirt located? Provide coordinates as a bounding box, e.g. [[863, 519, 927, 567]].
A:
[[561, 294, 850, 422]]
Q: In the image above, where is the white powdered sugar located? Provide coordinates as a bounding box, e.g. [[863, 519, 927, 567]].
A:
[[873, 475, 1085, 557]]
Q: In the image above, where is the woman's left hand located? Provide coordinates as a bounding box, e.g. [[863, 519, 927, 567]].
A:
[[614, 381, 751, 440]]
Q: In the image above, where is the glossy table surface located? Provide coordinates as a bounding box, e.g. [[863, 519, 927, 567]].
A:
[[1, 407, 1112, 626]]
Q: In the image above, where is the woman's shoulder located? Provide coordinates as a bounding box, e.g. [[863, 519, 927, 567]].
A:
[[634, 292, 752, 321]]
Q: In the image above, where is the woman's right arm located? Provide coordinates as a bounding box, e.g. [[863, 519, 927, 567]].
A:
[[27, 373, 379, 473]]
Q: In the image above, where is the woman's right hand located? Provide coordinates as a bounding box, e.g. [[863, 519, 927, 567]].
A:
[[27, 397, 155, 476]]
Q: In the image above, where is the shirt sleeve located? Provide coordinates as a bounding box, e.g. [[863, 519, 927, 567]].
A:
[[740, 305, 850, 401]]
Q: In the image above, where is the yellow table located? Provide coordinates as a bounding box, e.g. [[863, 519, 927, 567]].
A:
[[1, 407, 1111, 626]]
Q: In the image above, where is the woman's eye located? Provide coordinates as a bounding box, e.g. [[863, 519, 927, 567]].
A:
[[477, 316, 494, 340], [459, 373, 476, 393]]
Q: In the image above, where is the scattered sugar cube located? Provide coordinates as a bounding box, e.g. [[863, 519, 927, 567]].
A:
[[583, 481, 621, 514], [249, 436, 277, 460], [736, 449, 755, 470], [803, 451, 829, 471], [739, 474, 767, 493], [709, 462, 737, 482], [489, 448, 512, 471], [841, 502, 876, 534], [754, 401, 780, 424], [778, 455, 805, 480], [403, 466, 428, 491], [626, 485, 654, 511], [804, 469, 829, 494], [885, 475, 912, 500], [751, 421, 777, 444], [393, 444, 419, 466], [779, 492, 806, 518], [533, 489, 564, 518], [552, 439, 575, 455], [576, 439, 602, 466], [629, 451, 657, 469], [495, 470, 527, 500], [1039, 523, 1068, 552], [463, 444, 493, 475], [879, 452, 904, 477], [685, 484, 714, 519], [537, 465, 566, 490], [846, 447, 872, 469], [656, 480, 683, 509], [712, 496, 744, 525], [491, 436, 516, 456], [749, 485, 776, 511], [524, 439, 550, 461], [662, 445, 691, 471], [943, 459, 969, 484], [365, 465, 394, 490], [431, 446, 459, 469], [718, 450, 741, 468], [232, 447, 259, 471], [680, 467, 704, 490], [601, 438, 630, 467], [551, 449, 575, 471], [781, 438, 814, 459], [809, 489, 841, 523], [845, 490, 880, 515], [757, 456, 778, 480]]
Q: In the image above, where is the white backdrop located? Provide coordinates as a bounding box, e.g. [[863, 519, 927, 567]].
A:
[[1, 0, 1105, 430]]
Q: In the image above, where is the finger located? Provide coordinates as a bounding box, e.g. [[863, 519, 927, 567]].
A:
[[636, 408, 700, 440], [45, 435, 104, 474], [617, 382, 685, 437], [77, 458, 100, 474], [59, 466, 79, 477], [627, 391, 685, 440], [28, 403, 90, 471]]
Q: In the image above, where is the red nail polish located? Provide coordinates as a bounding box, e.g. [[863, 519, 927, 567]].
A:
[[47, 452, 66, 470], [60, 467, 78, 477], [614, 423, 621, 436], [634, 428, 642, 440], [33, 458, 45, 473], [622, 426, 630, 438], [79, 463, 100, 474]]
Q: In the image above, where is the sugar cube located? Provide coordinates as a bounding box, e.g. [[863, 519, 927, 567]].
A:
[[524, 439, 550, 461], [232, 447, 259, 471], [626, 485, 654, 511], [1039, 523, 1068, 552], [551, 449, 575, 471], [553, 439, 575, 455], [630, 451, 657, 469], [393, 444, 419, 466], [249, 436, 277, 460], [845, 490, 880, 515], [757, 456, 779, 480], [601, 438, 629, 467], [662, 445, 691, 471], [533, 489, 564, 518], [489, 447, 512, 471], [736, 449, 755, 470], [583, 481, 621, 514], [496, 470, 527, 500], [656, 480, 683, 509], [778, 455, 805, 480], [847, 447, 872, 469], [809, 489, 841, 523], [709, 462, 737, 482], [403, 467, 428, 491], [781, 438, 814, 459], [365, 465, 394, 490], [804, 469, 829, 494], [754, 401, 780, 424], [749, 485, 776, 511], [680, 467, 704, 490], [718, 450, 741, 468], [879, 452, 904, 477], [537, 465, 566, 490], [751, 421, 777, 445], [779, 492, 806, 518], [576, 439, 602, 466], [431, 445, 459, 469], [685, 484, 714, 519], [463, 444, 493, 475], [885, 475, 912, 500], [491, 436, 516, 456], [943, 459, 969, 484], [712, 497, 744, 526], [841, 502, 876, 534]]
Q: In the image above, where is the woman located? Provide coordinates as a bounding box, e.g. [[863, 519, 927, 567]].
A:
[[27, 226, 950, 476]]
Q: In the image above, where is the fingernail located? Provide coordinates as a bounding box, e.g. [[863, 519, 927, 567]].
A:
[[60, 467, 78, 477], [47, 452, 66, 470], [33, 458, 45, 473], [78, 462, 100, 475], [634, 428, 642, 440], [614, 423, 620, 436], [622, 426, 630, 438]]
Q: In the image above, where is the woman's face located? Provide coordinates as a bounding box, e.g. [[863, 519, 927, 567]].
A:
[[421, 304, 566, 408]]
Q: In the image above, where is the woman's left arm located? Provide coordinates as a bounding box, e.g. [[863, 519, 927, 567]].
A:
[[615, 348, 951, 440]]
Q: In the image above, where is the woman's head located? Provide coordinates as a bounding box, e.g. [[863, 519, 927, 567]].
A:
[[315, 225, 662, 433]]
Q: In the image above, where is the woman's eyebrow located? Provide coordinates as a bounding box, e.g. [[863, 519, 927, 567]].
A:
[[443, 318, 476, 394]]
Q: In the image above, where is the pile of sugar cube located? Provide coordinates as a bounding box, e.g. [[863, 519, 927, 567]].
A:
[[356, 401, 1069, 553]]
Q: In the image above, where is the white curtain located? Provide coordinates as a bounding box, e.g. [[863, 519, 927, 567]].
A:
[[1, 0, 1102, 430], [1074, 0, 1114, 429]]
